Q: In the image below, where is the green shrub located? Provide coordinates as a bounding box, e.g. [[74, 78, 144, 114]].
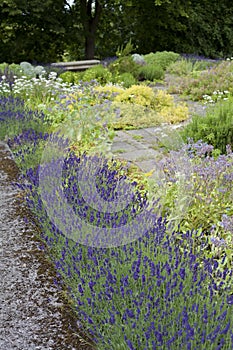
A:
[[167, 59, 195, 76], [59, 71, 75, 84], [59, 71, 84, 84], [144, 51, 180, 71], [138, 63, 164, 81], [108, 56, 140, 79], [116, 72, 137, 88], [116, 39, 134, 58], [8, 63, 23, 77], [0, 63, 29, 79], [181, 97, 233, 154], [82, 64, 112, 84], [0, 62, 9, 72]]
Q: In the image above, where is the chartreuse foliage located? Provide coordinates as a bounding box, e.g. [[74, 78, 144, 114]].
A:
[[82, 65, 113, 85], [110, 86, 189, 128], [108, 56, 141, 79]]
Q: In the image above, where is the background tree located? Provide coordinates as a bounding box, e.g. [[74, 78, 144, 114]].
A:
[[1, 0, 233, 63], [0, 0, 68, 63], [178, 0, 233, 58]]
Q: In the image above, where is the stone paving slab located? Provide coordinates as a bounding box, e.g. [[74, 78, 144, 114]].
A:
[[111, 124, 185, 172], [110, 94, 207, 173]]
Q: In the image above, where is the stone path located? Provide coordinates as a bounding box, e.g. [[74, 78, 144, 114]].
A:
[[110, 89, 207, 173], [0, 142, 93, 350]]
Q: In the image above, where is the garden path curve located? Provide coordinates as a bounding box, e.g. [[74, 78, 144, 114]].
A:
[[111, 86, 207, 173]]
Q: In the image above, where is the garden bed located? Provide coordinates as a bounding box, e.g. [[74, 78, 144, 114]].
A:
[[0, 53, 232, 349]]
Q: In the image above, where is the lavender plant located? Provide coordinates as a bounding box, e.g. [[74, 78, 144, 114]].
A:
[[15, 145, 232, 350], [0, 96, 47, 140], [1, 81, 232, 350], [8, 126, 231, 349]]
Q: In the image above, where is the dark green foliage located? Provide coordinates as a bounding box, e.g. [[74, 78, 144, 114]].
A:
[[179, 0, 233, 58], [181, 98, 233, 154], [1, 0, 233, 64], [0, 0, 68, 63], [138, 64, 164, 81]]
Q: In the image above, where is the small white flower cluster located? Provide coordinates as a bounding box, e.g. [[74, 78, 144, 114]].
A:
[[0, 72, 83, 101], [203, 90, 229, 104], [226, 57, 233, 61]]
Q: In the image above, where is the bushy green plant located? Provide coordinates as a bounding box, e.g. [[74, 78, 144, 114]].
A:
[[82, 65, 112, 85], [8, 63, 23, 77], [144, 51, 180, 71], [116, 72, 137, 88], [59, 70, 84, 85], [149, 140, 233, 269], [181, 97, 233, 154], [59, 71, 77, 84], [167, 59, 195, 76], [0, 62, 9, 72], [0, 63, 22, 82], [108, 56, 140, 79], [138, 63, 164, 81]]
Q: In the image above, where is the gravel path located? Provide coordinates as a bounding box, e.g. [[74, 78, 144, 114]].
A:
[[0, 142, 93, 350]]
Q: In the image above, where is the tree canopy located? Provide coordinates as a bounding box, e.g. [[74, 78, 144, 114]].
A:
[[0, 0, 233, 63]]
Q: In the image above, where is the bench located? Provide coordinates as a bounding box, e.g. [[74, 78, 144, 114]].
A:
[[51, 60, 101, 72]]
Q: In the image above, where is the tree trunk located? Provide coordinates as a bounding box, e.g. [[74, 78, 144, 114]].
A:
[[80, 0, 102, 59], [85, 34, 95, 59]]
